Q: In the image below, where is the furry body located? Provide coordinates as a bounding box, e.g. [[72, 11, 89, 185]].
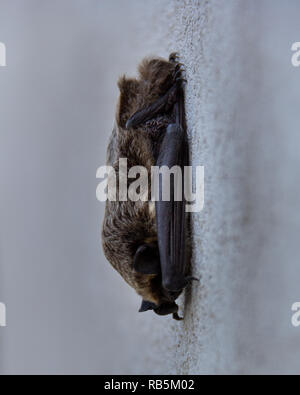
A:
[[102, 55, 189, 313]]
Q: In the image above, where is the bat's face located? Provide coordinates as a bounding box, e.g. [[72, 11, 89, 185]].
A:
[[138, 284, 183, 320], [133, 243, 184, 320]]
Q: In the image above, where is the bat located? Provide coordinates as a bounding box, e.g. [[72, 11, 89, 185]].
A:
[[102, 53, 197, 320]]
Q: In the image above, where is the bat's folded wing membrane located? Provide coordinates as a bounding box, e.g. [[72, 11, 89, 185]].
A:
[[156, 90, 189, 293]]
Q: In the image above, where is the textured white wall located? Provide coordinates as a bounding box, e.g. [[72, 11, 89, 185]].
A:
[[133, 0, 247, 375], [133, 0, 300, 374]]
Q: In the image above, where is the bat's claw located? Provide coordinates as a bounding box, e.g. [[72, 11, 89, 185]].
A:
[[175, 63, 185, 72], [185, 276, 199, 286], [174, 68, 185, 80], [169, 52, 180, 63], [172, 312, 183, 321], [173, 64, 187, 87]]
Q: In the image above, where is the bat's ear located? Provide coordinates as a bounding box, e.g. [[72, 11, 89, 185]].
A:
[[133, 244, 161, 275], [139, 300, 157, 312]]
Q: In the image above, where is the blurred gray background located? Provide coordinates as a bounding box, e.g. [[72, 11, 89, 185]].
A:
[[0, 0, 300, 374]]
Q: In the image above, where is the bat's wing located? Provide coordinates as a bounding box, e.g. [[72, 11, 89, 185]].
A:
[[126, 59, 197, 307], [155, 86, 190, 293], [126, 83, 178, 129]]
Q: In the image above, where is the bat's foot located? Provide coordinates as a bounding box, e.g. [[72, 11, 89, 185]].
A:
[[172, 312, 183, 321], [172, 63, 187, 91], [125, 54, 187, 129], [125, 79, 184, 129], [169, 52, 187, 84], [185, 276, 199, 285], [169, 52, 180, 63]]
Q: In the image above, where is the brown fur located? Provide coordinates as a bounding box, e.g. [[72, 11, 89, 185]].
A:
[[102, 56, 178, 305]]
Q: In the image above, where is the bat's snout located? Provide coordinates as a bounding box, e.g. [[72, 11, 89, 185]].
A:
[[153, 301, 179, 316], [139, 299, 182, 319]]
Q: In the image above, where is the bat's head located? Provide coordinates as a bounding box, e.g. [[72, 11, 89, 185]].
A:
[[133, 243, 184, 320], [138, 299, 183, 321]]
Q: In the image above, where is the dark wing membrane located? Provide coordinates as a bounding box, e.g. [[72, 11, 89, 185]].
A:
[[125, 83, 178, 129], [125, 75, 189, 294], [156, 88, 188, 292]]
